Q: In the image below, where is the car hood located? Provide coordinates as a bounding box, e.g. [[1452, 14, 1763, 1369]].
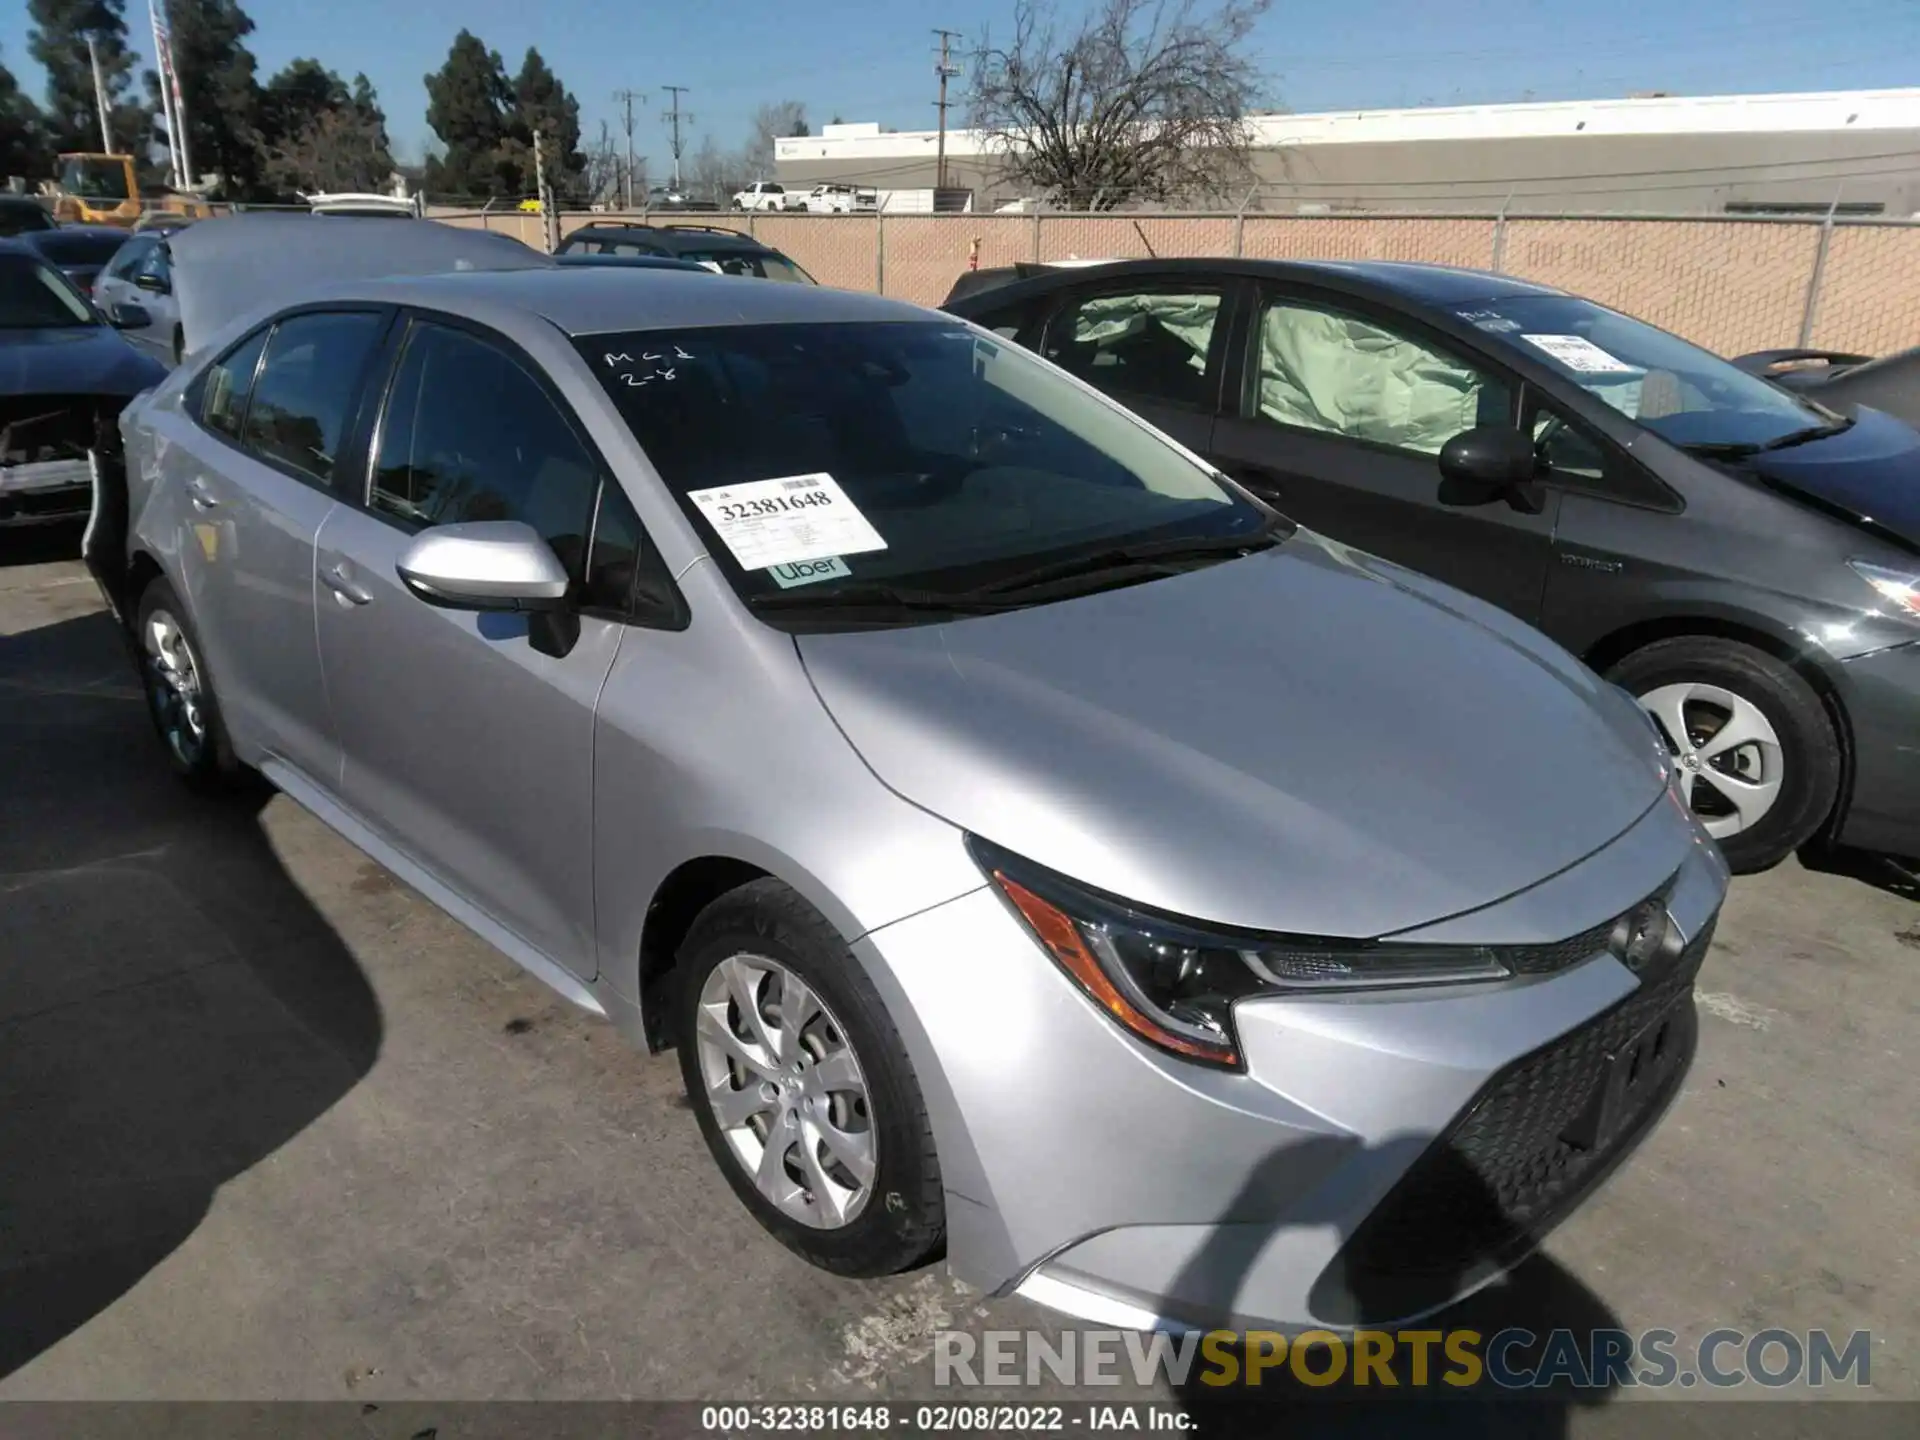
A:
[[0, 324, 163, 398], [1742, 407, 1920, 547], [797, 533, 1668, 938], [169, 213, 553, 354]]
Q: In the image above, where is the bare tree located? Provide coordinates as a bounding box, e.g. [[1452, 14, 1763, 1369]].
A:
[[584, 118, 640, 207], [968, 0, 1271, 211], [745, 99, 808, 177], [687, 132, 746, 206]]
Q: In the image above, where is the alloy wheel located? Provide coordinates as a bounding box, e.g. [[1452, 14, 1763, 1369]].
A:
[[1639, 681, 1784, 839], [693, 953, 877, 1229], [143, 608, 208, 769]]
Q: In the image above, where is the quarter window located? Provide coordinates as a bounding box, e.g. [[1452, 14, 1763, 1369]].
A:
[[1254, 298, 1514, 456], [1043, 289, 1223, 411], [370, 322, 601, 577], [105, 237, 151, 281], [240, 311, 385, 484], [199, 327, 270, 442]]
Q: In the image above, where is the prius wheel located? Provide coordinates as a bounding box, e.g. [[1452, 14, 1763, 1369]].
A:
[[675, 878, 943, 1276], [135, 578, 240, 789], [1609, 637, 1839, 875]]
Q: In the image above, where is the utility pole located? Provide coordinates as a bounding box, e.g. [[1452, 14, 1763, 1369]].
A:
[[661, 85, 692, 190], [613, 87, 645, 209], [932, 29, 962, 194], [86, 35, 113, 153]]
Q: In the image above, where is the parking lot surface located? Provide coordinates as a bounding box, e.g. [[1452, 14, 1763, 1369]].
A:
[[2, 529, 1914, 1427]]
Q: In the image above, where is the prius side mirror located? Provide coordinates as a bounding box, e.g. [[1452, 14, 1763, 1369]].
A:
[[1437, 425, 1546, 516], [107, 300, 151, 329], [395, 520, 580, 657]]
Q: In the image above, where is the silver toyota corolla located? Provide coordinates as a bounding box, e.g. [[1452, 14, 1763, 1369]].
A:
[[91, 216, 1727, 1332]]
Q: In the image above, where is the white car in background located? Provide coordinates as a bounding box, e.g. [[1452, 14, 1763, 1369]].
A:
[[731, 181, 801, 213], [802, 183, 878, 214]]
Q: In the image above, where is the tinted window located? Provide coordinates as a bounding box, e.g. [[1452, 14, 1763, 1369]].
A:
[[1043, 289, 1223, 410], [201, 328, 270, 440], [0, 254, 95, 328], [32, 231, 129, 267], [1254, 297, 1514, 456], [371, 322, 600, 574], [0, 200, 56, 237], [240, 312, 384, 483]]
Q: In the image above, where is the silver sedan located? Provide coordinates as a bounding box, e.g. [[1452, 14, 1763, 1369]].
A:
[[91, 216, 1727, 1332]]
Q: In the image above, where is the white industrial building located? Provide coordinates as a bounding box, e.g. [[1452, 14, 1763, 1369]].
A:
[[774, 88, 1920, 214]]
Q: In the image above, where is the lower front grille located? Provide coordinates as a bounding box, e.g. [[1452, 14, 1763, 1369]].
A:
[[1313, 920, 1713, 1323]]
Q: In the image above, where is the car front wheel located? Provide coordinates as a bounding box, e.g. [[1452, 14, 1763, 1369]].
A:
[[1608, 637, 1840, 874], [675, 878, 943, 1276]]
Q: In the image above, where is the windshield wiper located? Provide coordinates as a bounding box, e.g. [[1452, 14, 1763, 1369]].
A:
[[1682, 418, 1855, 459], [972, 515, 1290, 597], [746, 581, 1025, 614]]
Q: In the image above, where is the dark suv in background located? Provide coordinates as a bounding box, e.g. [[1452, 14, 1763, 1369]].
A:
[[555, 222, 813, 283], [947, 257, 1920, 874]]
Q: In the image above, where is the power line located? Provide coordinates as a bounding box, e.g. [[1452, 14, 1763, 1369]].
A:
[[933, 28, 963, 192], [661, 85, 693, 189]]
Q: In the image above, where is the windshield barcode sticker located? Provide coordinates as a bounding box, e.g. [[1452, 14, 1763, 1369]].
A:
[[687, 473, 887, 571], [1521, 334, 1641, 374]]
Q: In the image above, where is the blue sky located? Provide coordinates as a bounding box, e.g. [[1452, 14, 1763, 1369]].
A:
[[3, 0, 1918, 162]]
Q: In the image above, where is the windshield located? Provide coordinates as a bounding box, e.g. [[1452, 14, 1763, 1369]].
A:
[[59, 156, 131, 201], [1460, 293, 1830, 450], [679, 249, 814, 284], [0, 202, 56, 237], [579, 321, 1270, 616], [31, 231, 128, 267], [0, 254, 97, 328]]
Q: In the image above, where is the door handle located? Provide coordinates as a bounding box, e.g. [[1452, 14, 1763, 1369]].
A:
[[186, 476, 220, 511], [322, 561, 372, 606]]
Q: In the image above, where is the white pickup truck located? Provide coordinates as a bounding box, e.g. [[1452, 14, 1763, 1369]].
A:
[[730, 181, 801, 212], [801, 183, 878, 214]]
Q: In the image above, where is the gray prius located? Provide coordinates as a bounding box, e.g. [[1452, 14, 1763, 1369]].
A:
[[92, 217, 1727, 1332]]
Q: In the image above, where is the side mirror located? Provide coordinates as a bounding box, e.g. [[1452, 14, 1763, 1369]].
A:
[[108, 300, 151, 329], [395, 520, 579, 656], [133, 272, 169, 295], [1437, 425, 1546, 515]]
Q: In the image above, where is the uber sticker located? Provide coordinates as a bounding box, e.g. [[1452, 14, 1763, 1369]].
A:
[[768, 555, 851, 588], [1521, 333, 1640, 374], [687, 472, 887, 570]]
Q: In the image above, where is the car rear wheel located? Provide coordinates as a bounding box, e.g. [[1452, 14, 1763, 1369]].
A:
[[135, 577, 243, 790], [675, 878, 943, 1276], [1607, 637, 1839, 874]]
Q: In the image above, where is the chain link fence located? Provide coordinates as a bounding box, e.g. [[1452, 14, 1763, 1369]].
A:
[[425, 205, 1920, 358]]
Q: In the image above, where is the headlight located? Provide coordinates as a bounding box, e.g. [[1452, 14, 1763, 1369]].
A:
[[969, 837, 1513, 1070], [1848, 559, 1920, 620]]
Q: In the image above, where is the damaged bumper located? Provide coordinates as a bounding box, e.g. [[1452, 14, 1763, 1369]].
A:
[[1, 396, 102, 528]]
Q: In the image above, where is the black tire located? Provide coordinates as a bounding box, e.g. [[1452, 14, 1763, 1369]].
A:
[[674, 878, 944, 1276], [133, 576, 244, 791], [171, 327, 184, 367], [1607, 637, 1839, 874]]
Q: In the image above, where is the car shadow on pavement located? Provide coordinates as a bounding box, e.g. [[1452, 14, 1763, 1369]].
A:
[[1169, 1139, 1624, 1437], [0, 607, 383, 1381]]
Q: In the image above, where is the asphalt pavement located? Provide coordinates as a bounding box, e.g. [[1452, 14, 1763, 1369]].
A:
[[1, 526, 1913, 1431]]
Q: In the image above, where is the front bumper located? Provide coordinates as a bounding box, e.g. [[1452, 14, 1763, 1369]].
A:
[[0, 458, 92, 526], [1834, 639, 1920, 860], [856, 792, 1726, 1332]]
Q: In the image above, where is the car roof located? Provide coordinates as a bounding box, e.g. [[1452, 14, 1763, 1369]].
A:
[[568, 223, 769, 253], [946, 255, 1566, 310], [346, 265, 934, 336]]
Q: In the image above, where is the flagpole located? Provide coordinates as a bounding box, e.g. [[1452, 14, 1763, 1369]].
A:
[[149, 0, 179, 187]]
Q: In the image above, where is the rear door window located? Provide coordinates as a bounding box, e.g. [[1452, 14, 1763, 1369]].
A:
[[1042, 287, 1226, 412], [239, 311, 386, 484]]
